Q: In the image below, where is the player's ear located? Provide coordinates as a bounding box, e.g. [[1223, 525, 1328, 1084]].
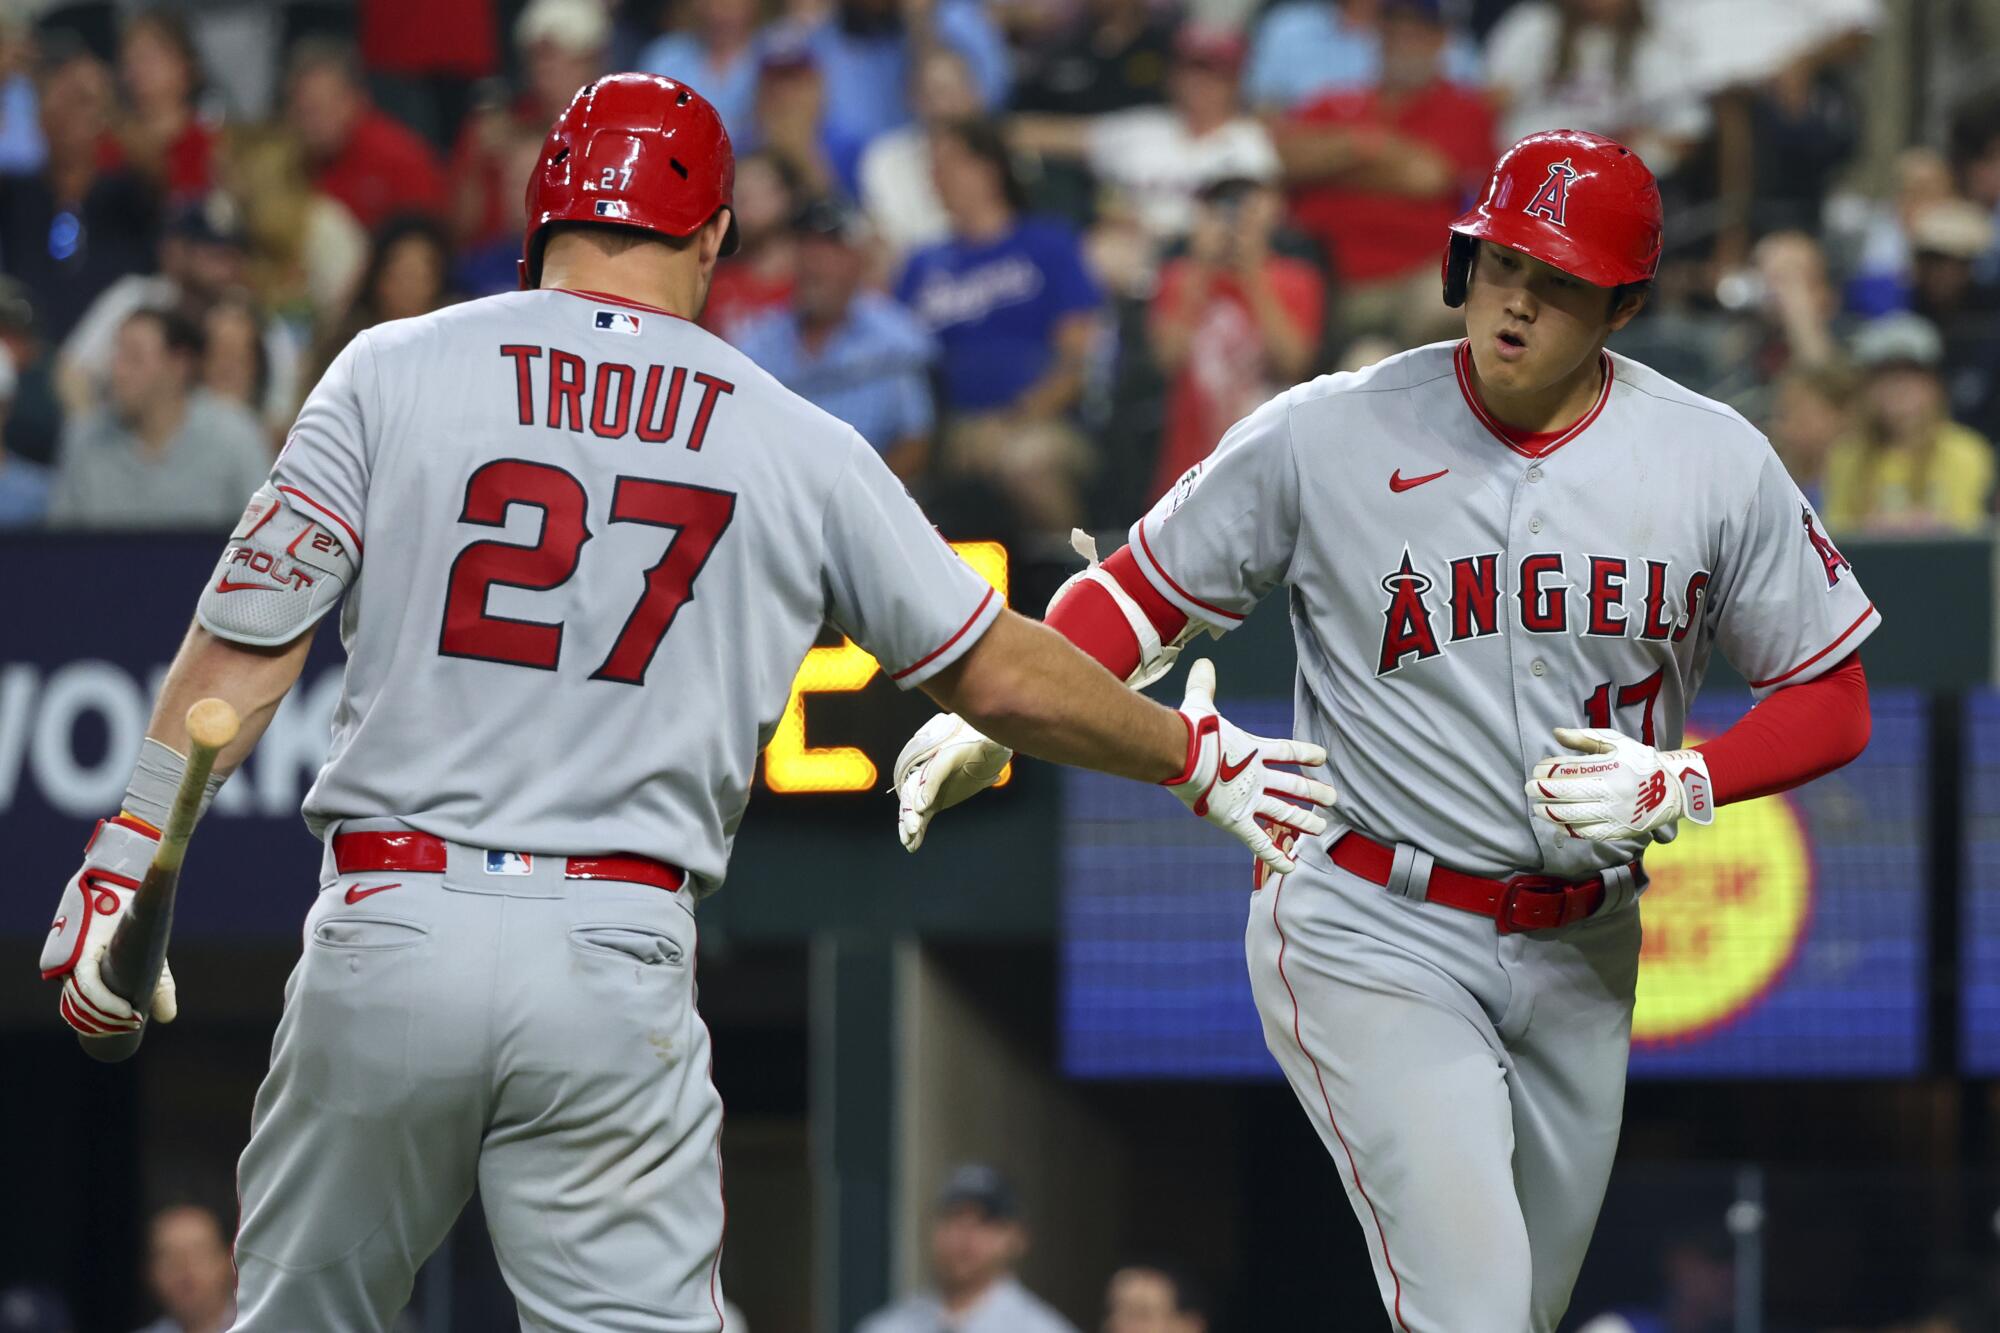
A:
[[697, 207, 733, 269], [1606, 283, 1649, 334]]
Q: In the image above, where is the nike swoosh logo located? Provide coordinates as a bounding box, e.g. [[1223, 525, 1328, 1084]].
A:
[[214, 578, 274, 593], [344, 882, 401, 904], [1389, 467, 1449, 493], [1217, 749, 1256, 783]]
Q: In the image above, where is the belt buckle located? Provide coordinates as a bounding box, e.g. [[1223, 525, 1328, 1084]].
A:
[[1497, 874, 1572, 935]]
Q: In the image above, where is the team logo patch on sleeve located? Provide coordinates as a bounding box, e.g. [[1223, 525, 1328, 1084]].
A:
[[595, 310, 643, 335], [1801, 506, 1851, 587], [485, 850, 535, 875]]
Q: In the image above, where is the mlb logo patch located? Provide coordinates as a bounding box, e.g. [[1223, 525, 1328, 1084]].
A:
[[595, 310, 642, 335], [594, 199, 627, 218], [485, 850, 535, 876]]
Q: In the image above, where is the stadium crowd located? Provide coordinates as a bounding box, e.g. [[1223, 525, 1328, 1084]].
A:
[[0, 0, 1995, 545]]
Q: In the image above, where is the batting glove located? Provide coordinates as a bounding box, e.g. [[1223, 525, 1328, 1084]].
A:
[[1527, 727, 1714, 844], [1166, 660, 1336, 875], [40, 816, 177, 1035], [894, 714, 1013, 852]]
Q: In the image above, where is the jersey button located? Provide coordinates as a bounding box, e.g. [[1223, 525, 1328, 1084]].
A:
[[1529, 517, 1543, 534], [1531, 660, 1546, 677], [1527, 467, 1543, 483]]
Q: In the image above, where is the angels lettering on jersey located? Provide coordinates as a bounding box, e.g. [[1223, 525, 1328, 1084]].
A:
[[1374, 509, 1852, 679]]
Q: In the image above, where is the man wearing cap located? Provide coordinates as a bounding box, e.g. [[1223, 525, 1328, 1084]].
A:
[[732, 197, 937, 478], [856, 1165, 1079, 1333], [1275, 0, 1495, 342], [1011, 25, 1278, 245], [55, 193, 300, 430]]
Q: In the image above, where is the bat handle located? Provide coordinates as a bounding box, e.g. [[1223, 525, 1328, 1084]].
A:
[[78, 1026, 145, 1063], [75, 846, 178, 1064]]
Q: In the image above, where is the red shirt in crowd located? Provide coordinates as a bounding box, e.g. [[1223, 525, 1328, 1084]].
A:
[[702, 263, 795, 344], [1287, 81, 1494, 285], [1147, 255, 1326, 502], [315, 109, 449, 231], [361, 0, 498, 78]]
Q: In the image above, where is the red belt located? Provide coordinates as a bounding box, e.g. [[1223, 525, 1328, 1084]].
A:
[[331, 831, 684, 893], [1330, 831, 1606, 934]]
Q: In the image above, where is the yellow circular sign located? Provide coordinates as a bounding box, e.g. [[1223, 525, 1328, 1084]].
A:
[[1632, 739, 1815, 1046]]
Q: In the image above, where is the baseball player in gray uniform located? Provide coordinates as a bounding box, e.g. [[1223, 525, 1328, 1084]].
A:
[[896, 130, 1877, 1331], [39, 76, 1334, 1333]]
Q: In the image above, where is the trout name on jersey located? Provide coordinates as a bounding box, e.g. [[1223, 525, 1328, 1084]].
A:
[[499, 344, 736, 450], [1375, 546, 1714, 677]]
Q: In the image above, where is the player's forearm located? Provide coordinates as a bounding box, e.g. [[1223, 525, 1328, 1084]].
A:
[[145, 621, 316, 778], [1695, 651, 1870, 806], [923, 610, 1186, 783]]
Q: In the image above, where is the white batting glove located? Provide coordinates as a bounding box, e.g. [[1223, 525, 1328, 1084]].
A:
[[1527, 727, 1714, 844], [39, 817, 177, 1035], [1165, 660, 1336, 875], [894, 714, 1014, 852]]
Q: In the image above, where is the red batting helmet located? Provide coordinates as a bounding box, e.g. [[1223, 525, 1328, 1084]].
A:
[[520, 73, 738, 289], [1441, 129, 1662, 308]]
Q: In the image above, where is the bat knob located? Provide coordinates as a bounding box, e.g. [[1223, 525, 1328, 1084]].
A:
[[78, 1024, 146, 1063], [186, 698, 240, 751]]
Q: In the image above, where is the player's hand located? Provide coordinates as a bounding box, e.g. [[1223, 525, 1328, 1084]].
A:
[[39, 817, 177, 1035], [894, 713, 1013, 852], [1164, 659, 1336, 875], [1527, 727, 1714, 844]]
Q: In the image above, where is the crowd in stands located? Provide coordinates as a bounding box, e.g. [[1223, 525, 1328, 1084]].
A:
[[1, 0, 1998, 546]]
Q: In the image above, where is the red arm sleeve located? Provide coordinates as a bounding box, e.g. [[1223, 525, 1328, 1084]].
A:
[[1043, 546, 1192, 680], [1695, 651, 1871, 806]]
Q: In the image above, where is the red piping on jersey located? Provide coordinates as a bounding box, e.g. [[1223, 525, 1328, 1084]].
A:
[[275, 485, 363, 556], [890, 587, 997, 681], [1272, 877, 1409, 1331], [1453, 341, 1614, 460], [1137, 519, 1244, 623], [1747, 604, 1877, 689], [550, 286, 697, 323]]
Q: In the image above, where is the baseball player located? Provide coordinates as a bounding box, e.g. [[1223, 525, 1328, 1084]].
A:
[[38, 76, 1334, 1333], [896, 130, 1876, 1331]]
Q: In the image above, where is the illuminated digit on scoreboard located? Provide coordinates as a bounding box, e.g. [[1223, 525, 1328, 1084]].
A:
[[762, 543, 1011, 793]]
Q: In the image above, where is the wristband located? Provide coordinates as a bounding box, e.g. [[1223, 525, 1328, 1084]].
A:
[[121, 737, 225, 830]]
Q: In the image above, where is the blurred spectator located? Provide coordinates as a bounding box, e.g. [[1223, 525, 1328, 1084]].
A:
[[47, 307, 268, 530], [638, 0, 762, 139], [57, 194, 301, 434], [733, 198, 935, 477], [0, 38, 159, 342], [1013, 25, 1279, 245], [1822, 313, 1997, 535], [220, 124, 370, 325], [315, 213, 456, 378], [1102, 1263, 1208, 1333], [896, 117, 1102, 530], [1009, 0, 1174, 117], [704, 148, 802, 340], [0, 9, 44, 175], [1905, 199, 2000, 443], [358, 0, 500, 150], [449, 0, 610, 265], [860, 46, 981, 261], [0, 344, 47, 527], [792, 0, 1011, 186], [1275, 0, 1493, 343], [0, 1287, 72, 1333], [1768, 364, 1856, 510], [855, 1164, 1078, 1333], [1739, 229, 1847, 376], [132, 1202, 235, 1333], [1842, 147, 1955, 318], [751, 34, 842, 200], [0, 274, 62, 466], [1481, 0, 1709, 177], [287, 38, 448, 233], [202, 294, 271, 432], [1245, 0, 1482, 114], [1949, 93, 2000, 282], [116, 8, 217, 203], [1575, 1232, 1734, 1333], [1147, 174, 1322, 498]]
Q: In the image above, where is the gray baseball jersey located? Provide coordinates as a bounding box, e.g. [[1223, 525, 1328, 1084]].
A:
[[270, 287, 999, 892], [1130, 339, 1877, 878], [1128, 339, 1877, 1332]]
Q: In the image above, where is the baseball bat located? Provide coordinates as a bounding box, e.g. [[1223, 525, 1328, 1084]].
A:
[[77, 698, 240, 1063]]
